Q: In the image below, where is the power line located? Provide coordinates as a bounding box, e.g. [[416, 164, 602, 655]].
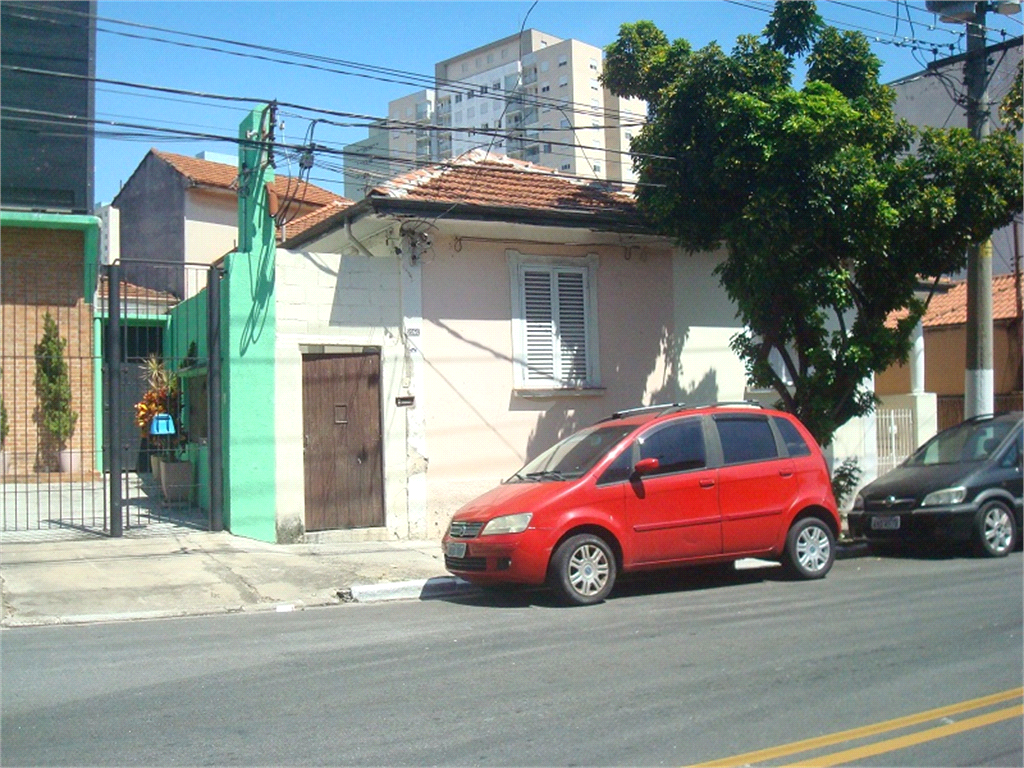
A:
[[726, 0, 966, 57], [1, 2, 643, 126], [0, 64, 668, 162], [1, 104, 665, 191]]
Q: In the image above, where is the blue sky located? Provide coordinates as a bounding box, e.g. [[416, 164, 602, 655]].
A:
[[95, 1, 1023, 205]]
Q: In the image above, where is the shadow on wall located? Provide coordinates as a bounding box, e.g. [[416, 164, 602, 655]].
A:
[[521, 324, 721, 462]]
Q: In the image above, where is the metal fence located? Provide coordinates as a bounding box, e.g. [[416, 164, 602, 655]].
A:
[[2, 259, 219, 538]]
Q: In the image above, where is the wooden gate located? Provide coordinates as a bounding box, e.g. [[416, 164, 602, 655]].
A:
[[301, 351, 384, 531]]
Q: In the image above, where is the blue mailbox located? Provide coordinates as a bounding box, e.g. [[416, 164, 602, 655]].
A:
[[150, 413, 176, 436]]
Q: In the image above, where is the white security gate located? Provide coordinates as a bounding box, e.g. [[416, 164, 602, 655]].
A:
[[876, 408, 916, 475]]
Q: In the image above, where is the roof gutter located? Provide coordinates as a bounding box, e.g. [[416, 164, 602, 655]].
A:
[[281, 196, 649, 250]]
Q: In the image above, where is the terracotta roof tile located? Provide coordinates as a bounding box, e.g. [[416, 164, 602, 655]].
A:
[[368, 150, 638, 215], [886, 273, 1022, 329], [152, 150, 344, 206], [98, 275, 178, 302], [278, 199, 353, 242]]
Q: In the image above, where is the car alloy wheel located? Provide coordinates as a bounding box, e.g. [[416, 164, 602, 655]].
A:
[[976, 501, 1016, 557], [550, 533, 616, 605], [797, 525, 831, 572], [784, 517, 835, 579], [569, 544, 609, 596]]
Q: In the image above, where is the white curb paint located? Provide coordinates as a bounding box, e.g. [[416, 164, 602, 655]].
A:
[[349, 576, 474, 603]]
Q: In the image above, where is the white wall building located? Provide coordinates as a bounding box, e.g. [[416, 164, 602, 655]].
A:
[[344, 29, 646, 199]]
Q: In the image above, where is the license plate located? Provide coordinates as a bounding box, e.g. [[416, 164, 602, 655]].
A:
[[445, 541, 467, 558], [871, 515, 901, 531]]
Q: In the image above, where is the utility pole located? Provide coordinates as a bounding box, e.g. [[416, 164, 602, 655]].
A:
[[927, 1, 1022, 416], [963, 1, 994, 418]]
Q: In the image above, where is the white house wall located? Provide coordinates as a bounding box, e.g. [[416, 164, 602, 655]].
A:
[[183, 188, 237, 265], [274, 246, 409, 541], [672, 246, 747, 404]]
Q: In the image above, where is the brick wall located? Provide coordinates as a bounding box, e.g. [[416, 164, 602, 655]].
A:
[[1, 226, 96, 476]]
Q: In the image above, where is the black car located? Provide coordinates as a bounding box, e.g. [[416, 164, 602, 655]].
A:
[[848, 412, 1023, 556]]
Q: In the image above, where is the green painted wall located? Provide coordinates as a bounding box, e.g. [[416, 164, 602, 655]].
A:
[[220, 105, 278, 542], [166, 289, 209, 510], [166, 290, 208, 362]]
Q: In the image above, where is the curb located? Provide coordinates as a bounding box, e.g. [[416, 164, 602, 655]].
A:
[[0, 598, 348, 629], [836, 540, 870, 559], [344, 575, 476, 604]]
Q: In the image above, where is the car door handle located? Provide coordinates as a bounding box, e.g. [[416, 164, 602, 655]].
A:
[[699, 479, 715, 488], [779, 470, 793, 478]]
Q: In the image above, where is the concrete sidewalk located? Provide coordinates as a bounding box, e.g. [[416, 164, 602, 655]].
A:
[[0, 529, 472, 628], [1, 528, 869, 628]]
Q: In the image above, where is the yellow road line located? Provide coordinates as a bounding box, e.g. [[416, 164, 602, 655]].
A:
[[690, 687, 1023, 767], [789, 704, 1023, 767]]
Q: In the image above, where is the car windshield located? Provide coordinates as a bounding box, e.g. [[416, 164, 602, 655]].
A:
[[905, 418, 1015, 467], [509, 423, 636, 482]]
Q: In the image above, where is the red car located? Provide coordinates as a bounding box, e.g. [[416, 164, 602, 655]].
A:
[[443, 403, 840, 605]]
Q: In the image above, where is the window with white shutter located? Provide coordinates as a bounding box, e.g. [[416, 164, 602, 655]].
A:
[[509, 252, 600, 390]]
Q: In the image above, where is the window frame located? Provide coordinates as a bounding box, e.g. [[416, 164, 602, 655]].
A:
[[712, 414, 782, 466], [508, 250, 601, 392], [635, 416, 709, 478]]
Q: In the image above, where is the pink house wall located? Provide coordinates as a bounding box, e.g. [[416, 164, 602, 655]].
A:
[[419, 235, 675, 535]]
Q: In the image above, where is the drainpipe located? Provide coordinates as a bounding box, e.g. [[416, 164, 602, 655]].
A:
[[910, 321, 925, 395]]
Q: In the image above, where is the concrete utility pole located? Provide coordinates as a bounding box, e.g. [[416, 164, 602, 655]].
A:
[[926, 0, 1022, 417], [963, 1, 994, 418]]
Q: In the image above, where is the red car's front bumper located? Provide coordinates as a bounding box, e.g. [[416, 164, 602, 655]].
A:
[[441, 528, 553, 586]]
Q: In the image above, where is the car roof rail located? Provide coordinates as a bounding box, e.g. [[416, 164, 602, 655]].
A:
[[963, 412, 997, 422], [704, 400, 766, 410], [607, 403, 686, 420]]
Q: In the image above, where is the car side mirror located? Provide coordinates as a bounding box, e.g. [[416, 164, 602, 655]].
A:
[[633, 457, 660, 476]]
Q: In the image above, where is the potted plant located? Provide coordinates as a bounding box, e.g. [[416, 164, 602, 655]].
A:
[[34, 313, 78, 472], [134, 355, 191, 501], [159, 435, 193, 503], [1, 365, 9, 475]]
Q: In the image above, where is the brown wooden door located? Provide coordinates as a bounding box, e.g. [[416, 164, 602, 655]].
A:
[[301, 352, 385, 531]]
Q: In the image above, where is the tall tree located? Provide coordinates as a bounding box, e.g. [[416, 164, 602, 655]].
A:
[[603, 4, 1022, 445]]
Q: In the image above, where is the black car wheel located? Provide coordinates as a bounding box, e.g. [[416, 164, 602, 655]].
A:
[[974, 501, 1017, 558], [783, 517, 835, 579], [549, 534, 616, 605]]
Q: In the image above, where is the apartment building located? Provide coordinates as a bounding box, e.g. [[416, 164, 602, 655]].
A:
[[343, 30, 646, 199]]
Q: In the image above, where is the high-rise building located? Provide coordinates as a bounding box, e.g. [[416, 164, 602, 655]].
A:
[[343, 30, 646, 199], [1, 0, 97, 212]]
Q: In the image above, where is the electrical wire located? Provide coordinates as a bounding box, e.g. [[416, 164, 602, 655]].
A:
[[0, 104, 667, 191], [1, 2, 643, 126], [1, 64, 663, 162]]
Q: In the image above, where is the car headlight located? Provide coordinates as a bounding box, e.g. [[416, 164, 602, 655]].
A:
[[481, 513, 532, 536], [853, 493, 864, 510], [921, 487, 967, 507]]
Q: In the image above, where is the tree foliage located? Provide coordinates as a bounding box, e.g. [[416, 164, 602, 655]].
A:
[[1000, 58, 1023, 133], [603, 2, 1022, 445]]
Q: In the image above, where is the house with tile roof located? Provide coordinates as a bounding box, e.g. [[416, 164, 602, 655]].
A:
[[112, 149, 350, 272], [270, 150, 874, 540], [878, 273, 1024, 431], [94, 149, 352, 482]]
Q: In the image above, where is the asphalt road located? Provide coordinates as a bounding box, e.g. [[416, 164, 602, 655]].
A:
[[2, 550, 1021, 767]]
